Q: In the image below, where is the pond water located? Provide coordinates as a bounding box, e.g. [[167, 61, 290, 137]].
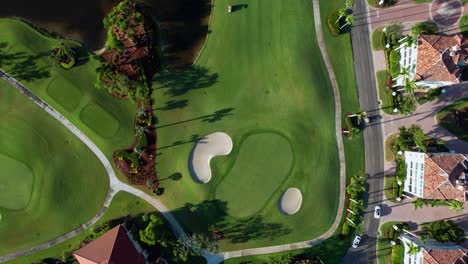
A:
[[0, 0, 210, 66]]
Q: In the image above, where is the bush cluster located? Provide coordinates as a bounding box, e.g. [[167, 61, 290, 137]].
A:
[[412, 21, 438, 35], [389, 49, 401, 78], [327, 10, 341, 36]]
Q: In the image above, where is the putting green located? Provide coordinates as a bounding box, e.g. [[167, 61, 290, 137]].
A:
[[80, 103, 120, 138], [215, 133, 293, 217], [46, 77, 82, 112], [0, 153, 34, 210]]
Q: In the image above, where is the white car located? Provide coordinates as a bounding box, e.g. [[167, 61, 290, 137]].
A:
[[352, 235, 361, 248], [374, 205, 381, 219]]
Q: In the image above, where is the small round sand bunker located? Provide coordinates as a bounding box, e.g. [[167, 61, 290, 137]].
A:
[[279, 188, 302, 215], [189, 132, 233, 183]]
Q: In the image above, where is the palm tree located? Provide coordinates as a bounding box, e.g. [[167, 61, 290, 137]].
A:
[[347, 127, 360, 139], [404, 79, 416, 94], [345, 0, 354, 8], [405, 242, 420, 255], [355, 223, 364, 236], [447, 200, 464, 212], [412, 199, 424, 210], [336, 8, 347, 24], [340, 15, 355, 30], [349, 111, 367, 125]]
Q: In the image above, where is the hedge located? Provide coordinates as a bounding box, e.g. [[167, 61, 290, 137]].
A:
[[327, 10, 341, 36], [392, 181, 400, 198], [389, 49, 401, 78], [396, 159, 406, 182]]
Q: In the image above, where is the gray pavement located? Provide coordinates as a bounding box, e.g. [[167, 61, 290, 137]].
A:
[[342, 0, 385, 263]]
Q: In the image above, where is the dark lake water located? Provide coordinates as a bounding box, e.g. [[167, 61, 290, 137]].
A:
[[0, 0, 210, 66]]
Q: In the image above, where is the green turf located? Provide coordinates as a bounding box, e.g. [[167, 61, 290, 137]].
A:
[[0, 154, 33, 210], [153, 0, 340, 250], [0, 18, 135, 177], [372, 28, 385, 50], [80, 103, 120, 138], [6, 192, 156, 264], [436, 98, 468, 142], [377, 221, 400, 264], [377, 70, 397, 115], [215, 132, 294, 217], [0, 79, 108, 255]]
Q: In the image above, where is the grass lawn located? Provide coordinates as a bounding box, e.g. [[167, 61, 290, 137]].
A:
[[377, 70, 397, 115], [437, 98, 468, 142], [384, 175, 398, 202], [372, 28, 385, 50], [0, 18, 135, 176], [0, 79, 108, 255], [384, 133, 396, 162], [6, 192, 155, 264], [377, 221, 401, 264], [152, 0, 341, 250]]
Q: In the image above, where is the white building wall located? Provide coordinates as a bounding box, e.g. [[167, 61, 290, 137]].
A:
[[394, 38, 418, 87], [404, 151, 425, 197], [402, 236, 423, 264]]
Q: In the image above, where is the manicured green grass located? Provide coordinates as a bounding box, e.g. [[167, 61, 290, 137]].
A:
[[377, 70, 397, 115], [215, 132, 293, 218], [0, 154, 33, 210], [6, 192, 155, 264], [384, 176, 397, 201], [0, 18, 135, 176], [153, 0, 340, 250], [377, 221, 400, 264], [436, 98, 468, 142], [391, 244, 404, 264], [384, 133, 396, 162], [80, 103, 120, 138], [0, 79, 108, 255], [372, 28, 385, 50]]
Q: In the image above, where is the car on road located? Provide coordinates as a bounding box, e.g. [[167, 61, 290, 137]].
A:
[[352, 235, 361, 248], [374, 205, 381, 219]]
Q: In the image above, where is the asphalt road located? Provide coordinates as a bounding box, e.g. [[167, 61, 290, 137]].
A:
[[341, 0, 385, 263]]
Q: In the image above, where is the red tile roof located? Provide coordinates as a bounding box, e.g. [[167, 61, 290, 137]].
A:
[[422, 153, 467, 202], [415, 34, 468, 83], [73, 225, 146, 264], [423, 248, 468, 264]]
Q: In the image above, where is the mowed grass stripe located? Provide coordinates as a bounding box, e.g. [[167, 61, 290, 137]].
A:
[[215, 133, 294, 217], [154, 0, 339, 250]]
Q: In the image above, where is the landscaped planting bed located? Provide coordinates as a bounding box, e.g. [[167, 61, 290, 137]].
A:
[[437, 98, 468, 141]]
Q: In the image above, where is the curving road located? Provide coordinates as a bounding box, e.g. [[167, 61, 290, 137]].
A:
[[0, 69, 185, 263], [0, 0, 350, 262]]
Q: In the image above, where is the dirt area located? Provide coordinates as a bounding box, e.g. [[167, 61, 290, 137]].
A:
[[0, 0, 211, 67], [440, 107, 468, 133]]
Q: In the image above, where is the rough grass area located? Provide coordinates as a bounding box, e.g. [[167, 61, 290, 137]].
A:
[[0, 18, 135, 173], [153, 0, 341, 250], [436, 98, 468, 142], [0, 79, 108, 255], [6, 192, 155, 264], [0, 154, 33, 210], [215, 133, 294, 218], [80, 103, 120, 138]]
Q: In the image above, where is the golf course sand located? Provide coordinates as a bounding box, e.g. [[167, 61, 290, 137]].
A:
[[189, 132, 233, 183], [279, 188, 302, 215]]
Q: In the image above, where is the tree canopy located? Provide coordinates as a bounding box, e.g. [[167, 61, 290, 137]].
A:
[[424, 220, 464, 243]]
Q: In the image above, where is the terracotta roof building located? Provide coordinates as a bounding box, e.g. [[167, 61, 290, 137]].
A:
[[73, 225, 146, 264], [414, 34, 468, 87], [404, 151, 468, 202], [402, 235, 468, 264]]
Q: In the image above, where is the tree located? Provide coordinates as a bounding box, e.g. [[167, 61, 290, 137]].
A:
[[412, 21, 438, 35], [405, 242, 420, 255], [404, 79, 417, 94], [347, 127, 360, 139], [399, 95, 417, 115], [172, 233, 218, 262], [139, 214, 168, 246], [408, 125, 430, 152], [447, 200, 464, 212], [355, 223, 364, 236], [346, 173, 366, 198], [50, 42, 76, 69], [346, 0, 355, 8], [340, 15, 355, 30], [424, 220, 464, 243], [269, 254, 293, 264], [336, 8, 347, 24]]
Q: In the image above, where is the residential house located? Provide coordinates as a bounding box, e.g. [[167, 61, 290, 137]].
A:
[[73, 225, 146, 264], [401, 235, 468, 264], [403, 151, 468, 202], [395, 34, 468, 88]]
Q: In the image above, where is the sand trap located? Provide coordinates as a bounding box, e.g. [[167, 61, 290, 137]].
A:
[[279, 188, 302, 215], [189, 132, 233, 183]]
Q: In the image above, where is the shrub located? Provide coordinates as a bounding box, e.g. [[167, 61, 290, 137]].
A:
[[396, 159, 406, 182], [424, 220, 464, 243], [389, 49, 401, 78], [342, 222, 351, 236], [399, 96, 417, 115], [417, 88, 442, 104], [392, 181, 400, 198], [327, 10, 341, 36], [412, 21, 438, 35]]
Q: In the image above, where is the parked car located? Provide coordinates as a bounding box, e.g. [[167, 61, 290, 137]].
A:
[[374, 205, 381, 219], [352, 235, 361, 248]]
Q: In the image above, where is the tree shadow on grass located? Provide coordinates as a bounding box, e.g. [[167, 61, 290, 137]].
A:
[[154, 99, 189, 111], [0, 42, 50, 82], [153, 65, 218, 97], [156, 107, 234, 129]]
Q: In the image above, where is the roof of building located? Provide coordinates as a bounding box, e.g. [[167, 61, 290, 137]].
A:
[[415, 34, 468, 83], [423, 248, 468, 264], [73, 225, 145, 264], [422, 153, 467, 202]]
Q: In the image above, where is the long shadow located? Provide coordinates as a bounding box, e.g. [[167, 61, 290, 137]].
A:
[[153, 65, 219, 97], [156, 107, 234, 129], [154, 99, 189, 111], [157, 134, 200, 150], [0, 43, 50, 81]]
